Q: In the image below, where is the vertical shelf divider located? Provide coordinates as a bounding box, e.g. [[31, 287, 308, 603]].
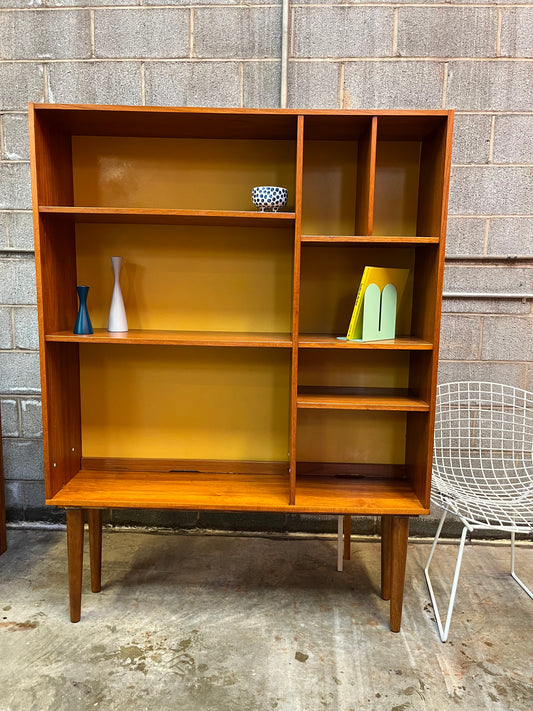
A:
[[355, 116, 377, 236], [289, 115, 305, 505]]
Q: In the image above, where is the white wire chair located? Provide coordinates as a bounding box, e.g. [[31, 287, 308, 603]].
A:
[[424, 381, 533, 642]]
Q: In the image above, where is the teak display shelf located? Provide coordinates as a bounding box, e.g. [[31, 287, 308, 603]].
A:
[[29, 104, 453, 629]]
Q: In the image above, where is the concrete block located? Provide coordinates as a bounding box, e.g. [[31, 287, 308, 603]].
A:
[[493, 116, 533, 165], [243, 61, 280, 109], [13, 307, 39, 351], [448, 166, 533, 215], [4, 212, 34, 252], [500, 9, 533, 58], [2, 114, 29, 161], [0, 63, 44, 110], [110, 508, 197, 529], [481, 316, 533, 361], [439, 314, 481, 360], [94, 9, 189, 59], [288, 61, 339, 109], [446, 61, 533, 111], [0, 163, 32, 210], [527, 365, 533, 392], [48, 0, 132, 6], [1, 399, 19, 437], [20, 399, 42, 438], [409, 505, 464, 538], [293, 8, 393, 58], [397, 8, 497, 58], [443, 265, 532, 296], [0, 257, 36, 305], [146, 0, 239, 4], [2, 438, 44, 480], [0, 214, 7, 250], [22, 480, 55, 522], [0, 307, 13, 349], [445, 217, 486, 256], [0, 352, 41, 393], [344, 61, 444, 110], [451, 114, 491, 165], [194, 8, 281, 59], [47, 62, 141, 105], [487, 218, 533, 256], [0, 10, 91, 60], [145, 62, 240, 108], [4, 481, 23, 522], [442, 297, 530, 315], [437, 361, 527, 389]]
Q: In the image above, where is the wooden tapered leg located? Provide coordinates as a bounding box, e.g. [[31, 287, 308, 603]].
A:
[[390, 516, 409, 633], [88, 509, 103, 593], [343, 515, 351, 560], [66, 508, 85, 623], [381, 515, 392, 601]]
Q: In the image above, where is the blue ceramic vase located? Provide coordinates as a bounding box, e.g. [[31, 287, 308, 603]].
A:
[[74, 285, 93, 335]]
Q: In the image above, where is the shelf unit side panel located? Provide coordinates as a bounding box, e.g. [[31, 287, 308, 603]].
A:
[[373, 141, 421, 237]]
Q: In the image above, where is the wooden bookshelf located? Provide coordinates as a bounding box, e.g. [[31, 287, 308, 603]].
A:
[[29, 104, 453, 629]]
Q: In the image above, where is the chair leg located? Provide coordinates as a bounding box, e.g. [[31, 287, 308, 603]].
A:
[[337, 516, 344, 572], [424, 511, 468, 642], [510, 531, 533, 599]]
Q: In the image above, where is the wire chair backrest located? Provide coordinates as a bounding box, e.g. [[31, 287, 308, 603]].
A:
[[432, 383, 533, 527]]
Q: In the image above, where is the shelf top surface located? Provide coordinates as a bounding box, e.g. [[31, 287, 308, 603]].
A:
[[46, 329, 293, 347], [47, 470, 429, 515]]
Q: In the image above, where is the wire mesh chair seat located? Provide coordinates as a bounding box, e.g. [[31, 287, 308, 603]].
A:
[[424, 381, 533, 641]]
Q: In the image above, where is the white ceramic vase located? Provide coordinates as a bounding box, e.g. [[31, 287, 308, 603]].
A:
[[107, 256, 128, 332]]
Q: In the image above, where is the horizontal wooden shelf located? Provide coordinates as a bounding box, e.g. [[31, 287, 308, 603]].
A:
[[46, 469, 428, 515], [297, 387, 430, 411], [301, 235, 439, 244], [298, 335, 433, 350], [39, 206, 296, 228], [45, 329, 293, 348]]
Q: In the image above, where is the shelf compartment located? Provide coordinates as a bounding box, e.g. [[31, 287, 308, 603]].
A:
[[46, 329, 293, 348], [297, 387, 430, 412], [301, 235, 438, 244], [46, 469, 428, 515], [298, 335, 432, 350], [40, 206, 296, 228]]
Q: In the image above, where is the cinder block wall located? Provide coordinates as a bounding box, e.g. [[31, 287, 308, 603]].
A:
[[0, 1, 531, 536]]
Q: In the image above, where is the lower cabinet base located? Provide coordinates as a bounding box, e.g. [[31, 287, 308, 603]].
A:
[[65, 508, 410, 630]]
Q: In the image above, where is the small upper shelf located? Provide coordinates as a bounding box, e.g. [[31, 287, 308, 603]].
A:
[[297, 386, 430, 412], [301, 235, 439, 245], [45, 329, 293, 348], [39, 206, 296, 228], [298, 335, 433, 350]]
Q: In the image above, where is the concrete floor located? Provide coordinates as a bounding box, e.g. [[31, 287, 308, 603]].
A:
[[0, 528, 531, 711]]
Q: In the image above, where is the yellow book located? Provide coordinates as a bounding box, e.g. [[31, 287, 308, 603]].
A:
[[346, 266, 409, 340]]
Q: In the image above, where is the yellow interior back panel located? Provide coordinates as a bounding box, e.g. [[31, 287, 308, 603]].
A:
[[373, 141, 421, 236], [301, 140, 358, 236], [75, 224, 293, 332], [80, 345, 291, 461], [72, 136, 296, 211]]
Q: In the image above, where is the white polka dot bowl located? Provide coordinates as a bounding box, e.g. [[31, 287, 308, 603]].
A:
[[252, 186, 288, 213]]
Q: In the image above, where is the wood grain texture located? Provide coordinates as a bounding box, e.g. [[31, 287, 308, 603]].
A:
[[343, 515, 351, 561], [81, 458, 289, 474], [390, 516, 410, 632], [47, 470, 428, 515], [381, 515, 392, 601], [66, 508, 84, 623], [46, 329, 293, 348], [300, 235, 438, 244], [296, 387, 430, 411], [39, 206, 296, 228], [298, 335, 433, 350]]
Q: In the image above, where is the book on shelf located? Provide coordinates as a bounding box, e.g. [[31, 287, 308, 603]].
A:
[[344, 266, 409, 341]]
